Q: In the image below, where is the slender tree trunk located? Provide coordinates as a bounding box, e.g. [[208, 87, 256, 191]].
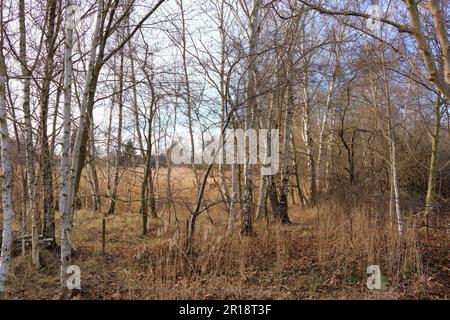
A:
[[88, 134, 101, 212], [278, 71, 293, 224], [67, 0, 104, 227], [178, 0, 200, 190], [19, 0, 38, 260], [218, 2, 230, 209], [227, 150, 239, 233], [291, 135, 306, 207], [256, 94, 275, 220], [60, 0, 75, 296], [102, 83, 114, 253], [425, 95, 442, 227], [107, 46, 125, 218], [0, 13, 14, 295], [129, 42, 145, 159], [324, 105, 336, 192], [167, 101, 178, 225], [140, 64, 158, 235], [338, 89, 356, 185], [389, 168, 394, 230], [241, 0, 261, 236], [381, 49, 403, 236], [268, 174, 281, 218], [140, 123, 153, 235], [389, 126, 402, 235], [50, 78, 63, 216], [40, 0, 60, 253], [316, 55, 338, 191], [255, 176, 267, 220], [302, 82, 317, 205]]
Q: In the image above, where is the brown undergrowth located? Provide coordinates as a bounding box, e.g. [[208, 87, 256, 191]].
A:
[[5, 198, 448, 299]]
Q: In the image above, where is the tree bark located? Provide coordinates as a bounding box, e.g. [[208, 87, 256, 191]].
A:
[[60, 0, 75, 296], [381, 48, 403, 236], [278, 70, 293, 224], [40, 0, 60, 251], [106, 44, 125, 218], [18, 0, 38, 264], [425, 95, 442, 216], [0, 12, 14, 295], [241, 0, 261, 236], [302, 81, 317, 205]]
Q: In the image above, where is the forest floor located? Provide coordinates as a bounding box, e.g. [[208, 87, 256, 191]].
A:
[[5, 203, 449, 300]]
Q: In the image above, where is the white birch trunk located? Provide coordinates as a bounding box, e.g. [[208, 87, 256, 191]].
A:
[[381, 49, 403, 236], [0, 29, 14, 295], [18, 0, 38, 263], [316, 55, 338, 190], [178, 0, 200, 190], [255, 95, 275, 220], [60, 0, 75, 293], [279, 65, 293, 223], [302, 83, 317, 205], [227, 150, 238, 233]]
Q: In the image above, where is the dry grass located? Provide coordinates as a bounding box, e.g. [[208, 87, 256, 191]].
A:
[[4, 166, 449, 300]]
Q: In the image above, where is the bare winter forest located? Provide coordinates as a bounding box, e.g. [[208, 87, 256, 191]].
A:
[[0, 0, 448, 300]]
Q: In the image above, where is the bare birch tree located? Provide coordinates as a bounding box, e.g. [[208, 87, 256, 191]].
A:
[[0, 3, 13, 295], [241, 0, 261, 236], [60, 0, 76, 296]]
